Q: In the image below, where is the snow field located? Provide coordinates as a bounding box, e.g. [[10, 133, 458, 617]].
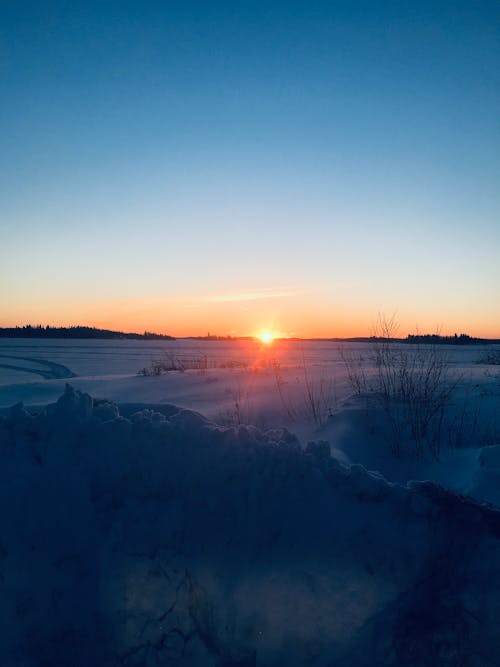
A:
[[1, 385, 500, 665]]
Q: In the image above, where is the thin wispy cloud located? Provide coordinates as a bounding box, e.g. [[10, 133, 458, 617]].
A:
[[206, 288, 298, 303]]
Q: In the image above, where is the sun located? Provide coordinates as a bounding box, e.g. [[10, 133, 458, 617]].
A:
[[258, 330, 275, 344]]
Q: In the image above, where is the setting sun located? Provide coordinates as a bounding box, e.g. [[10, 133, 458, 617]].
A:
[[258, 330, 275, 344]]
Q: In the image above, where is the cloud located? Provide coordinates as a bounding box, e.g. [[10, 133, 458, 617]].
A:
[[206, 288, 298, 303]]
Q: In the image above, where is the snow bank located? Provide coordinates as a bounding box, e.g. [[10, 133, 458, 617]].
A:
[[1, 385, 499, 666]]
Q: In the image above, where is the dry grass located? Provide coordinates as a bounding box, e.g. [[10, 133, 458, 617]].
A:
[[138, 353, 248, 376], [342, 316, 459, 458]]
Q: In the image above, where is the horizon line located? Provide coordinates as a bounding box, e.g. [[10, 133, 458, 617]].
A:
[[1, 324, 499, 343]]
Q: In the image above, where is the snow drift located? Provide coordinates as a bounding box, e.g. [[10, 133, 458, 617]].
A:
[[1, 385, 499, 666]]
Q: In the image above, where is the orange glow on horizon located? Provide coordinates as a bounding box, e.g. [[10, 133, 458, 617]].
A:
[[1, 294, 499, 340]]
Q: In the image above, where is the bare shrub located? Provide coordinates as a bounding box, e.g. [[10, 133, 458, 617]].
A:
[[299, 352, 337, 427], [271, 358, 298, 421], [477, 349, 500, 366], [271, 354, 337, 427], [138, 353, 249, 377], [339, 347, 367, 395], [216, 375, 253, 426], [138, 353, 186, 376], [342, 316, 458, 458]]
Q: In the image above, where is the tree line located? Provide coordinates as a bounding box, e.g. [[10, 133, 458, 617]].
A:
[[0, 325, 175, 340]]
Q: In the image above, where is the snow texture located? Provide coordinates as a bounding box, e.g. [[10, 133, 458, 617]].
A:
[[1, 384, 500, 666]]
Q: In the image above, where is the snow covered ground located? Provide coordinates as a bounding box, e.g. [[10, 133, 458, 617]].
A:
[[1, 338, 498, 497], [1, 338, 499, 665]]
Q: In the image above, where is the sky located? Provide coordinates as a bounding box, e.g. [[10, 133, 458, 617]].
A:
[[1, 0, 499, 338]]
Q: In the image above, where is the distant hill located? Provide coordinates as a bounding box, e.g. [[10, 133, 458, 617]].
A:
[[0, 325, 175, 340]]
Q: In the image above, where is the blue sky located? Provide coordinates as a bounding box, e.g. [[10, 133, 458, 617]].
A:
[[1, 1, 499, 336]]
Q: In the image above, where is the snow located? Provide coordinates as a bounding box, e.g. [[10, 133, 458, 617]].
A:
[[0, 339, 499, 664]]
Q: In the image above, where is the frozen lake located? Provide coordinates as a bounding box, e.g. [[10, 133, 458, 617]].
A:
[[1, 336, 498, 453], [0, 336, 493, 399], [0, 337, 378, 384], [1, 336, 497, 464]]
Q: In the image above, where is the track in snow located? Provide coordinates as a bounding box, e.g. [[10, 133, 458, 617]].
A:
[[0, 355, 76, 380]]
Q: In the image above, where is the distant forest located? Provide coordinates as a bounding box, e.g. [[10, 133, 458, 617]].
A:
[[325, 334, 499, 344], [0, 325, 175, 340], [405, 333, 499, 345]]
